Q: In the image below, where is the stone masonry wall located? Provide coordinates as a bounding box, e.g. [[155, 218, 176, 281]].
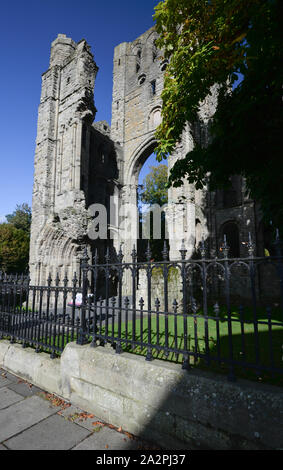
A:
[[0, 340, 282, 450]]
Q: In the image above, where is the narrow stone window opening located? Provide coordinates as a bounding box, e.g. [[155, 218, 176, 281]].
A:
[[81, 123, 87, 148], [152, 40, 158, 62], [136, 49, 141, 73], [151, 80, 156, 95]]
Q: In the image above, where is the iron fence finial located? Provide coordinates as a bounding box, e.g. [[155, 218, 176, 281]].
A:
[[180, 239, 187, 260], [200, 237, 206, 259], [162, 240, 168, 260], [222, 235, 229, 258], [146, 240, 152, 262]]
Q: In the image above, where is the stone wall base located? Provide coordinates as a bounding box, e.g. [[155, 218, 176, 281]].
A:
[[0, 340, 282, 450]]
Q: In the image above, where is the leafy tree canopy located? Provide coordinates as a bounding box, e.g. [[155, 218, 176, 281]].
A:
[[139, 164, 168, 207], [6, 203, 32, 233], [0, 223, 30, 273], [154, 0, 283, 227], [137, 164, 168, 261]]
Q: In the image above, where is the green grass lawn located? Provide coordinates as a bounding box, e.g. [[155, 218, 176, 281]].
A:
[[94, 310, 283, 387], [2, 307, 282, 387]]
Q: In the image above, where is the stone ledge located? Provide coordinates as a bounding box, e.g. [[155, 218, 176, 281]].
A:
[[0, 340, 61, 397], [0, 340, 282, 450]]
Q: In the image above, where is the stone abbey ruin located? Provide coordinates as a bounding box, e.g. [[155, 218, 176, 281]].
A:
[[29, 28, 269, 289]]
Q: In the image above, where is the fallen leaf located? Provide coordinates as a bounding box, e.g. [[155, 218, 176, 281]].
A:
[[92, 421, 104, 427], [92, 426, 102, 433]]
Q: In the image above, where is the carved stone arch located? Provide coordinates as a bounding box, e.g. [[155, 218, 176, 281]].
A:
[[145, 29, 158, 45], [45, 229, 63, 279], [131, 42, 143, 74], [125, 134, 158, 188], [61, 237, 73, 268], [35, 225, 81, 285], [148, 105, 162, 131], [146, 30, 159, 61]]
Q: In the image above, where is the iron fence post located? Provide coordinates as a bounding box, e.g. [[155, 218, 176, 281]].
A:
[[145, 242, 153, 361], [77, 248, 89, 345], [222, 236, 236, 382], [180, 240, 190, 370], [273, 229, 283, 318]]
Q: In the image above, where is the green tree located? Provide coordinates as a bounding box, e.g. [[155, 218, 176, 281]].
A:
[[154, 0, 283, 228], [138, 165, 168, 261], [139, 164, 168, 207], [6, 203, 32, 233], [0, 223, 30, 273]]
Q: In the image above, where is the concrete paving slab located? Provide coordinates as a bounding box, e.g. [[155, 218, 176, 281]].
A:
[[2, 371, 21, 384], [0, 387, 24, 410], [73, 426, 141, 450], [0, 369, 160, 451], [6, 381, 42, 398], [4, 414, 92, 450], [0, 377, 13, 389], [57, 405, 101, 431], [0, 395, 59, 442]]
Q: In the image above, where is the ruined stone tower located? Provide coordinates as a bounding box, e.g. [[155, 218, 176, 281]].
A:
[[30, 34, 117, 285], [109, 27, 202, 261]]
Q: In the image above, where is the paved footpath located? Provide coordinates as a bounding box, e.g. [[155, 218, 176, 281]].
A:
[[0, 368, 160, 451]]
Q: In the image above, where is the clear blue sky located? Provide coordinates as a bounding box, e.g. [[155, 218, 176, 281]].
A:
[[0, 0, 161, 221]]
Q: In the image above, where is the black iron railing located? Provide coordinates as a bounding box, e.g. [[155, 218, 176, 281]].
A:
[[1, 234, 283, 384], [0, 272, 82, 357]]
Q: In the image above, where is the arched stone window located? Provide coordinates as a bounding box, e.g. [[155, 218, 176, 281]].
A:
[[136, 49, 141, 73], [220, 221, 240, 257], [160, 59, 169, 71], [148, 107, 162, 130], [152, 39, 158, 62]]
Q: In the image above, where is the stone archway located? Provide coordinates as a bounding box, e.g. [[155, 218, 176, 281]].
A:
[[31, 224, 82, 286], [120, 135, 159, 261]]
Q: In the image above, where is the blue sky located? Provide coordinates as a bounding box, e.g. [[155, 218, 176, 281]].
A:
[[0, 0, 161, 221]]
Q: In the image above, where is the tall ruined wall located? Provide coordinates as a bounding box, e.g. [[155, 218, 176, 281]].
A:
[[110, 27, 214, 261], [29, 35, 120, 286], [30, 35, 98, 285], [110, 26, 261, 263]]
